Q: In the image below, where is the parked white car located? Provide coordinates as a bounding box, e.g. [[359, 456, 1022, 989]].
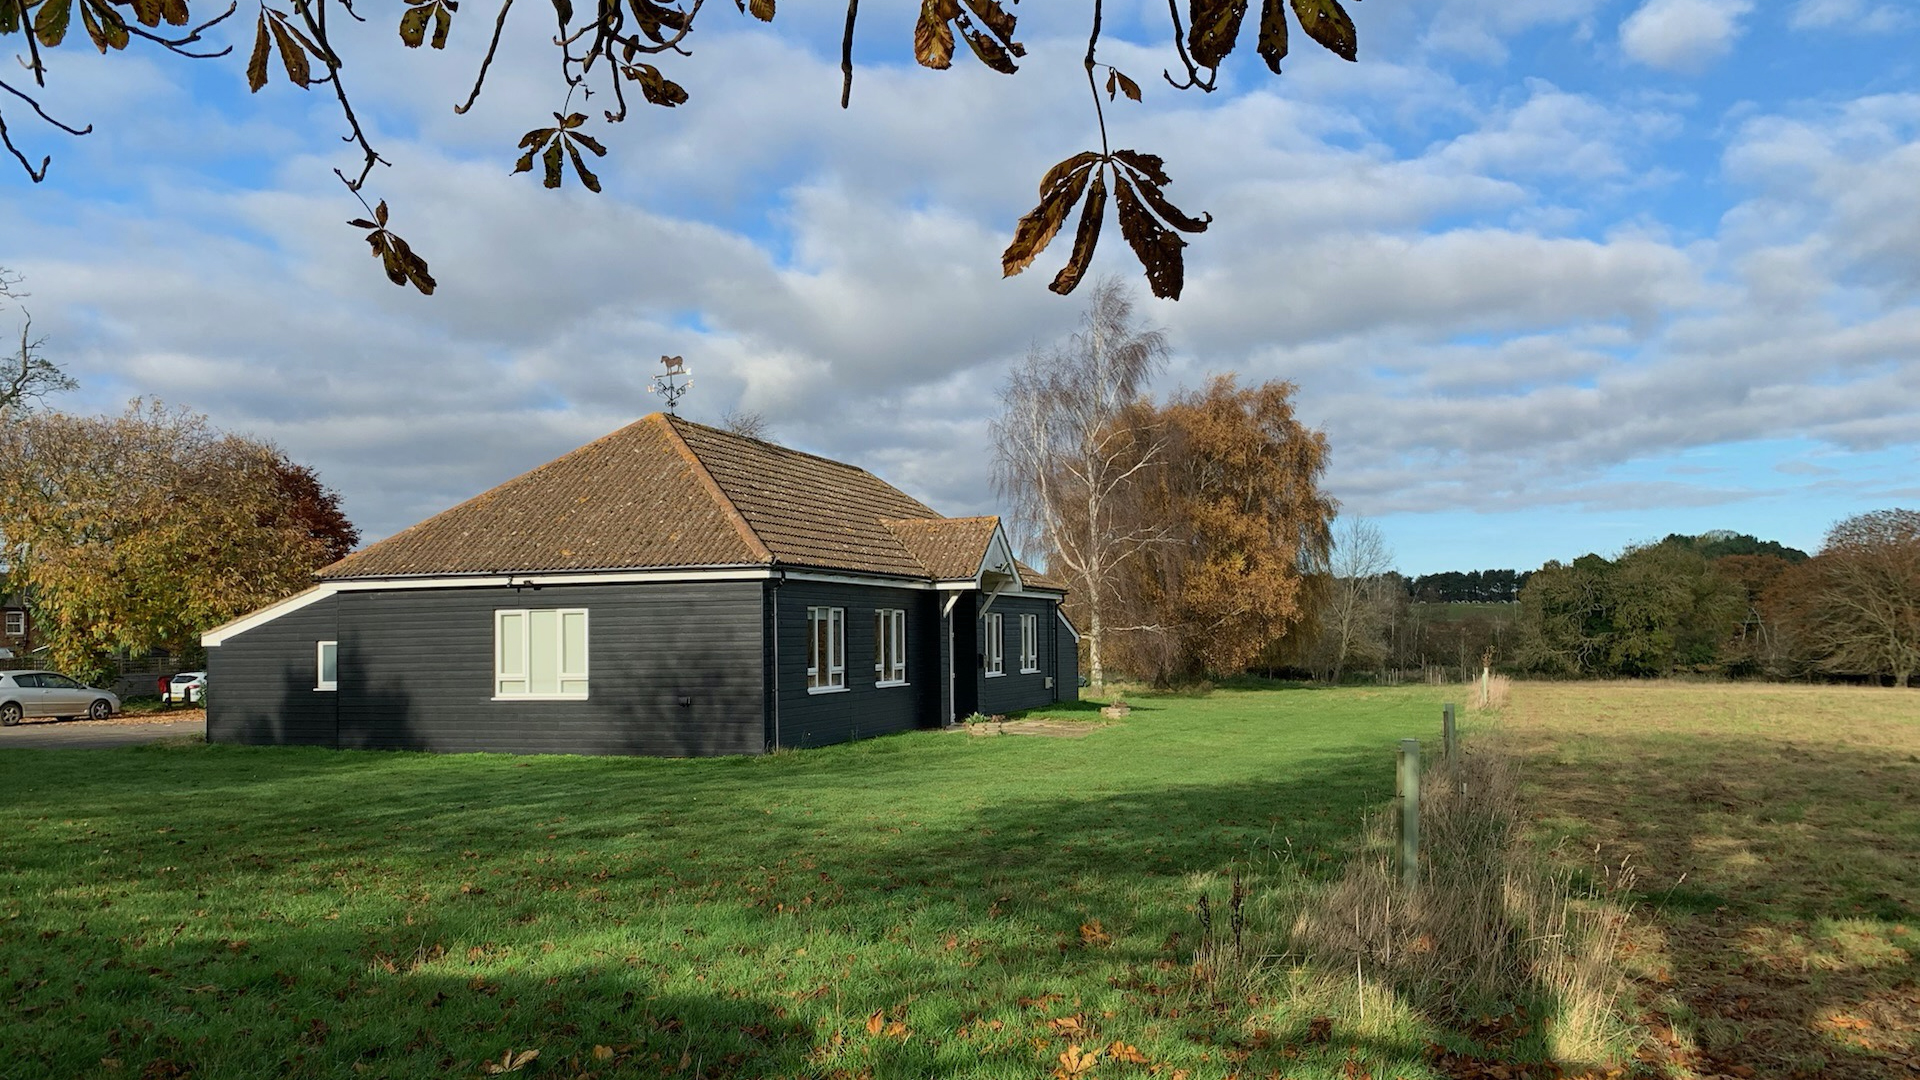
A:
[[0, 670, 122, 726], [163, 671, 207, 704]]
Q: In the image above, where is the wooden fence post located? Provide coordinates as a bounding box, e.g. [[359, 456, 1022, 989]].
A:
[[1443, 702, 1456, 759], [1395, 738, 1421, 891]]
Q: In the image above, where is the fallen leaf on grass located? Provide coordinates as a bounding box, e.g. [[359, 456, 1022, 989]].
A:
[[1108, 1041, 1148, 1064], [481, 1048, 539, 1073], [591, 1044, 614, 1061], [1080, 920, 1112, 947], [1055, 1043, 1101, 1079], [1049, 1015, 1088, 1037]]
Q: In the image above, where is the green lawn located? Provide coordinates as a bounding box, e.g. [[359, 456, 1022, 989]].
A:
[[1, 687, 1462, 1080]]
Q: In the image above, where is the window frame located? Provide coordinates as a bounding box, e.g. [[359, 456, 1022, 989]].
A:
[[493, 608, 590, 701], [807, 606, 847, 694], [1019, 613, 1040, 673], [873, 608, 908, 687], [316, 640, 338, 692], [2, 610, 23, 637], [984, 612, 1004, 677]]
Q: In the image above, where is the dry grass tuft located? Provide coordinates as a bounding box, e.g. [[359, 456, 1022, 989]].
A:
[[1463, 673, 1512, 712], [1286, 737, 1638, 1066]]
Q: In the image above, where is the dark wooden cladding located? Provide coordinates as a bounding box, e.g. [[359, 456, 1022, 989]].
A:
[[1054, 611, 1080, 701], [211, 582, 765, 756], [208, 576, 1070, 756], [207, 595, 340, 746], [974, 595, 1063, 715], [771, 579, 940, 749]]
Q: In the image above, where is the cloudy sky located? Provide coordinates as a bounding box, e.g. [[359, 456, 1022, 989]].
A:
[[3, 0, 1917, 575]]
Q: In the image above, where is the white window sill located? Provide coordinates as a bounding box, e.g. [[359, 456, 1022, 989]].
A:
[[984, 671, 1005, 679], [493, 694, 590, 702], [1020, 667, 1040, 675], [875, 680, 910, 689], [315, 685, 337, 692], [807, 685, 849, 695]]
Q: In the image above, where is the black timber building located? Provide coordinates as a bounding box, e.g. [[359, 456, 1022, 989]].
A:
[[202, 414, 1078, 755]]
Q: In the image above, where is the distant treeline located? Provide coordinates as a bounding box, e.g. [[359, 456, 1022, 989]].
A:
[[1512, 524, 1909, 684], [1405, 569, 1531, 604], [1303, 525, 1914, 688], [1404, 533, 1808, 605]]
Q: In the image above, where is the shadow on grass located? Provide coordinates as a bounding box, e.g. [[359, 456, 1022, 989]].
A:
[[1516, 729, 1920, 1080], [0, 731, 1602, 1078]]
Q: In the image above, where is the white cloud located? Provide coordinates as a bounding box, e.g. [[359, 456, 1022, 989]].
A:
[[1619, 0, 1753, 73], [6, 15, 1920, 570], [1789, 0, 1911, 33]]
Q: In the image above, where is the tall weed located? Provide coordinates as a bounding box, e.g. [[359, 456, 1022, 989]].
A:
[[1281, 737, 1638, 1066]]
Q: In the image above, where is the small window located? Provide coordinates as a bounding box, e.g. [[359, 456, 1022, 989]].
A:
[[985, 612, 1004, 677], [874, 608, 907, 686], [316, 640, 338, 691], [495, 609, 589, 699], [808, 607, 845, 692], [2, 610, 23, 637], [1020, 613, 1040, 673]]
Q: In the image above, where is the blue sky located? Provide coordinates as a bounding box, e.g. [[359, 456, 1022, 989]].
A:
[[3, 0, 1918, 576]]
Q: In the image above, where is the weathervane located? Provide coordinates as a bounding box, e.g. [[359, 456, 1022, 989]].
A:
[[647, 354, 692, 414]]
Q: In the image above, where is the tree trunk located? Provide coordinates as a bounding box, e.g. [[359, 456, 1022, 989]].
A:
[[1089, 604, 1105, 690]]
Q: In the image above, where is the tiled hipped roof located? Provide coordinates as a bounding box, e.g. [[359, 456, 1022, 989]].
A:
[[318, 414, 1065, 592]]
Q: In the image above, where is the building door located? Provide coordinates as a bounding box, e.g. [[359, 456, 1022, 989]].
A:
[[948, 593, 977, 721]]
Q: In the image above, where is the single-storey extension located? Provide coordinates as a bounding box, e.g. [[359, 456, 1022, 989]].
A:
[[202, 413, 1077, 755]]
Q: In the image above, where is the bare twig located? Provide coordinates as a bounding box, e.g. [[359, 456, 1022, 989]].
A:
[[839, 0, 858, 109], [456, 0, 520, 114]]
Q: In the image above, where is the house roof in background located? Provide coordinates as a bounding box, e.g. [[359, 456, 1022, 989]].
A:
[[318, 414, 1065, 592]]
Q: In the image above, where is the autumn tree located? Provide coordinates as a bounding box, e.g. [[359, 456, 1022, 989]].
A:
[[0, 268, 74, 413], [1801, 509, 1920, 687], [1515, 554, 1617, 676], [0, 400, 352, 682], [1517, 541, 1746, 677], [0, 0, 1362, 300], [993, 278, 1168, 688], [1310, 515, 1394, 682], [1109, 375, 1333, 684], [1715, 552, 1798, 676], [271, 455, 361, 564]]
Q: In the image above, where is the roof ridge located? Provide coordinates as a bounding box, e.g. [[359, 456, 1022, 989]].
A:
[[653, 414, 775, 564], [664, 413, 899, 481]]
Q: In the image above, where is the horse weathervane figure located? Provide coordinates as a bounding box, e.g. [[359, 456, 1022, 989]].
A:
[[648, 355, 692, 415]]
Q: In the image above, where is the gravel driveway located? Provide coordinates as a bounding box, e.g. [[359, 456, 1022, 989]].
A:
[[0, 717, 205, 749]]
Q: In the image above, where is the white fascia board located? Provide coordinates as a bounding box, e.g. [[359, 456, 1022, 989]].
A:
[[324, 567, 774, 591], [779, 569, 936, 591], [202, 584, 339, 647], [1057, 608, 1082, 642], [977, 524, 1024, 590], [205, 564, 947, 647]]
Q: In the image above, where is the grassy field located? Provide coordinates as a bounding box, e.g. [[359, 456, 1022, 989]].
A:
[[2, 686, 1474, 1080], [3, 682, 1911, 1080], [1505, 682, 1920, 1080]]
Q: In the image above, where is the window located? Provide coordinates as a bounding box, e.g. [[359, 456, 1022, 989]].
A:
[[1020, 613, 1039, 673], [316, 640, 338, 691], [984, 612, 1004, 677], [807, 607, 845, 692], [874, 608, 907, 686], [495, 609, 589, 699], [2, 610, 22, 637]]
